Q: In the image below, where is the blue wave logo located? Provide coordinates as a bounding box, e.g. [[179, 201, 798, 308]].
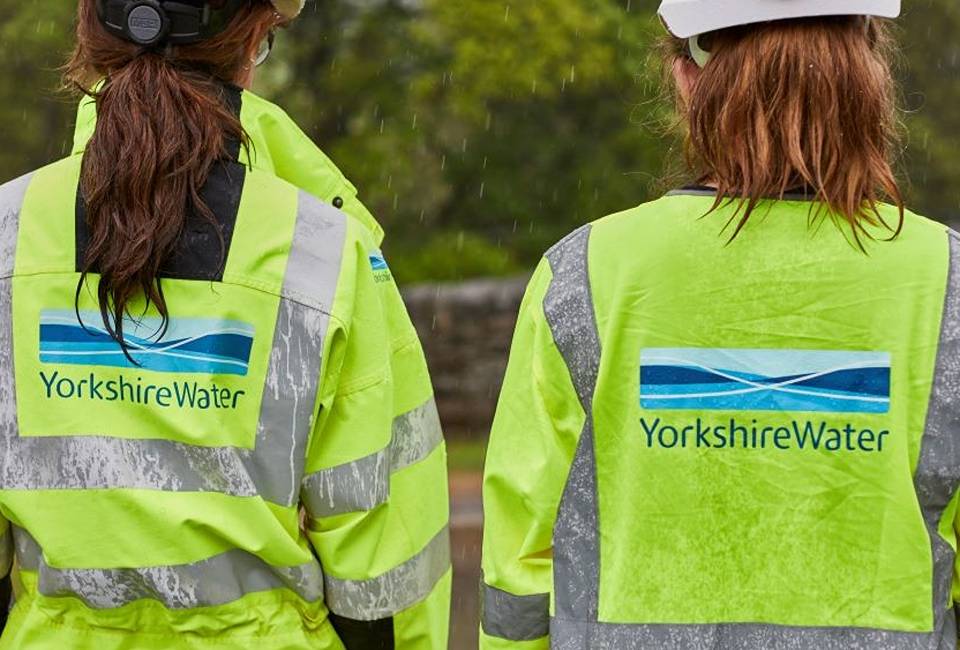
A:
[[39, 311, 255, 376], [369, 252, 389, 272], [640, 348, 891, 414]]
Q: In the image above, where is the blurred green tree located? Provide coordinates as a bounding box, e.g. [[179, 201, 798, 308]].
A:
[[0, 0, 958, 282], [0, 1, 77, 178]]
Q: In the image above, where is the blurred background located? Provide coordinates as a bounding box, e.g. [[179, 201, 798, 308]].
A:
[[1, 0, 959, 647]]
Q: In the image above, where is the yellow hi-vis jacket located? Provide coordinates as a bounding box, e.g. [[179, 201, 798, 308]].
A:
[[0, 86, 450, 649], [481, 189, 960, 649]]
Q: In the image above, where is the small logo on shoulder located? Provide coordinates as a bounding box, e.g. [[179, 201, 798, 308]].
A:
[[369, 251, 393, 283]]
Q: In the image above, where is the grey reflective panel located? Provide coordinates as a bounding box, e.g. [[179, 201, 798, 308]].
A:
[[0, 435, 258, 495], [251, 191, 346, 505], [253, 298, 330, 505], [481, 581, 549, 641], [0, 172, 31, 279], [544, 227, 601, 411], [0, 192, 347, 507], [0, 279, 18, 498], [324, 526, 450, 621], [914, 229, 960, 639], [302, 446, 389, 517], [285, 191, 347, 312], [544, 225, 601, 621], [14, 528, 324, 610], [549, 618, 957, 650], [391, 398, 443, 472], [301, 398, 444, 517], [0, 176, 30, 470]]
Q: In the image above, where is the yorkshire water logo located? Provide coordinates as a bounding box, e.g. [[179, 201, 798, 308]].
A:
[[640, 348, 891, 414], [369, 250, 392, 283], [39, 310, 255, 377]]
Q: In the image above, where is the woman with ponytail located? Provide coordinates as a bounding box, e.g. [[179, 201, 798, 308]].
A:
[[0, 2, 450, 649]]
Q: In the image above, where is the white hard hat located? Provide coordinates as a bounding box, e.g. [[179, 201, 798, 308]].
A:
[[270, 0, 305, 19], [658, 0, 901, 38]]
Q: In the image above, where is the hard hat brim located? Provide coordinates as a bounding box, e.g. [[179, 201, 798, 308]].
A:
[[658, 0, 901, 38], [270, 0, 305, 19]]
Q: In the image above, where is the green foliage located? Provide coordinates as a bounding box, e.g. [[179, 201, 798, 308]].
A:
[[1, 0, 958, 281], [0, 1, 77, 179]]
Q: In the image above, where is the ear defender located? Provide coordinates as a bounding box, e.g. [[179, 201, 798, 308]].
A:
[[123, 0, 168, 46], [96, 0, 247, 47], [688, 35, 712, 68]]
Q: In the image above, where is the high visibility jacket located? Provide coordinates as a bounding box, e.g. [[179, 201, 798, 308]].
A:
[[0, 87, 450, 649], [481, 188, 960, 649]]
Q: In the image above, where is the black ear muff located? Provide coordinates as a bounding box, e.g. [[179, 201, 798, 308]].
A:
[[96, 0, 247, 48], [124, 0, 169, 46]]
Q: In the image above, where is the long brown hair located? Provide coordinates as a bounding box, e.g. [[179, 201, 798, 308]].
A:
[[669, 16, 903, 245], [65, 0, 278, 349]]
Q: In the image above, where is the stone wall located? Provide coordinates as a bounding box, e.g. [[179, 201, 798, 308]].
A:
[[403, 276, 528, 438]]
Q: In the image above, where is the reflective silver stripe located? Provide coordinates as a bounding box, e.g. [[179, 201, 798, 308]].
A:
[[481, 582, 549, 641], [14, 528, 323, 610], [391, 398, 444, 472], [0, 190, 346, 507], [0, 173, 31, 279], [324, 526, 450, 620], [252, 191, 345, 505], [914, 229, 960, 639], [302, 446, 388, 517], [0, 435, 257, 494], [549, 619, 954, 649], [544, 225, 601, 621], [301, 398, 443, 517], [0, 176, 29, 539]]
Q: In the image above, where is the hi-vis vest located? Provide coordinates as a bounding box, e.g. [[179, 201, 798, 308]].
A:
[[0, 87, 450, 650], [481, 188, 960, 649]]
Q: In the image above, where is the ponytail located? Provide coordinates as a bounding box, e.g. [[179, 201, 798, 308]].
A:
[[65, 0, 277, 351]]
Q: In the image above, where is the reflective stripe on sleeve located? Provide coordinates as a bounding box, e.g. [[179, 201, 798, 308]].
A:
[[14, 527, 324, 609], [324, 526, 450, 621], [0, 172, 31, 279], [480, 582, 549, 641], [250, 191, 345, 505], [301, 398, 443, 517]]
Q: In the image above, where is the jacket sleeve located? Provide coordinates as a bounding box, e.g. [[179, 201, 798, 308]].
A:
[[480, 259, 586, 649], [301, 220, 450, 650]]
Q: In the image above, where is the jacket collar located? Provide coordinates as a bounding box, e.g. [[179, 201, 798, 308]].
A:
[[72, 85, 384, 245]]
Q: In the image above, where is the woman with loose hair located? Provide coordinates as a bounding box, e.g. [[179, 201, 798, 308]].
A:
[[0, 1, 450, 648], [481, 2, 960, 648]]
